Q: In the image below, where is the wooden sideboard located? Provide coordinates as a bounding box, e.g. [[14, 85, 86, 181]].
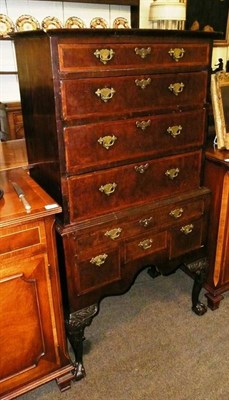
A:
[[0, 168, 74, 399], [14, 29, 215, 380], [204, 145, 229, 309]]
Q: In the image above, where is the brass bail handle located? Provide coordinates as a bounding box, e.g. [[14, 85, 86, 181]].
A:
[[135, 47, 151, 59], [135, 78, 151, 89], [165, 168, 180, 180], [168, 82, 185, 96], [95, 87, 116, 102], [98, 135, 117, 149], [168, 48, 185, 62], [90, 253, 108, 267], [99, 182, 117, 196], [136, 120, 151, 131], [94, 48, 115, 64], [166, 125, 182, 138]]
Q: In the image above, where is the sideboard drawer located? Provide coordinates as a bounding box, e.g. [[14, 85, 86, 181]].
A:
[[68, 151, 202, 221], [64, 109, 206, 174], [124, 231, 167, 263], [61, 72, 207, 122], [58, 42, 210, 73]]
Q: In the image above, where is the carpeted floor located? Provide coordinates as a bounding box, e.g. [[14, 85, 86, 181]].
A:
[[19, 269, 229, 400]]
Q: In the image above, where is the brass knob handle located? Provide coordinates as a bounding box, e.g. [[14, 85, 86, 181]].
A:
[[139, 217, 153, 228], [104, 227, 122, 240], [98, 135, 117, 149], [138, 238, 153, 250], [135, 78, 151, 89], [180, 224, 194, 235], [90, 253, 108, 267], [168, 82, 185, 96], [165, 168, 180, 180], [169, 208, 184, 219], [94, 48, 115, 64], [99, 182, 117, 196], [168, 48, 185, 62], [134, 163, 149, 174], [95, 87, 116, 102], [135, 47, 151, 59], [136, 120, 151, 131], [166, 125, 182, 138]]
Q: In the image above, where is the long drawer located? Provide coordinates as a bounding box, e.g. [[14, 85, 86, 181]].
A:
[[67, 150, 202, 222], [61, 71, 207, 122], [64, 109, 206, 174], [58, 42, 210, 73]]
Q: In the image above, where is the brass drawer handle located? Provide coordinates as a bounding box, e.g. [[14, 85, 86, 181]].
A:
[[168, 48, 185, 62], [169, 208, 184, 219], [180, 224, 194, 235], [134, 163, 149, 174], [135, 78, 151, 89], [168, 82, 185, 96], [165, 168, 180, 180], [94, 48, 115, 64], [138, 238, 153, 250], [139, 217, 153, 228], [135, 47, 151, 59], [166, 125, 182, 138], [95, 87, 116, 102], [136, 120, 151, 131], [99, 182, 117, 196], [90, 253, 108, 267], [98, 135, 117, 149], [105, 227, 122, 240]]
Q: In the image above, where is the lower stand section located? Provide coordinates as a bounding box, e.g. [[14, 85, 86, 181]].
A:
[[65, 304, 98, 381]]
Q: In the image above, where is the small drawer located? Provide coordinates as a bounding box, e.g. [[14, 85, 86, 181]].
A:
[[157, 198, 206, 227], [0, 222, 46, 257], [68, 150, 202, 222], [124, 231, 167, 263], [58, 42, 210, 73], [64, 109, 206, 174], [169, 217, 206, 259], [61, 72, 207, 122], [74, 246, 121, 295]]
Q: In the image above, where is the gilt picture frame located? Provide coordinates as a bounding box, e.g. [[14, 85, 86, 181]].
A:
[[211, 71, 229, 150], [186, 0, 229, 45]]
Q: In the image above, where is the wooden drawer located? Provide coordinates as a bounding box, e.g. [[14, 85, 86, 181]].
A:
[[74, 245, 121, 295], [68, 151, 202, 222], [77, 196, 206, 249], [124, 231, 167, 263], [64, 109, 206, 174], [61, 71, 207, 122], [58, 42, 210, 73], [0, 221, 47, 259], [169, 216, 207, 259]]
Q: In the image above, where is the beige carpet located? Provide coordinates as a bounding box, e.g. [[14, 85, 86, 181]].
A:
[[20, 269, 229, 400]]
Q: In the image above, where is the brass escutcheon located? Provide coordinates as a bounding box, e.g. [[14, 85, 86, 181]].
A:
[[168, 82, 185, 96], [138, 238, 153, 250], [104, 227, 122, 240], [90, 253, 108, 267], [95, 87, 116, 102], [165, 168, 180, 180], [168, 48, 185, 62], [99, 182, 117, 196], [134, 163, 149, 174], [169, 208, 184, 219], [167, 125, 182, 138], [134, 47, 151, 59], [135, 78, 151, 89], [180, 224, 194, 235], [94, 48, 115, 64], [98, 135, 117, 149], [139, 217, 153, 228], [136, 120, 151, 131]]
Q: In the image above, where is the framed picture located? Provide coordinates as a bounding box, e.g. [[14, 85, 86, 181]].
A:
[[186, 0, 229, 45], [211, 71, 229, 150]]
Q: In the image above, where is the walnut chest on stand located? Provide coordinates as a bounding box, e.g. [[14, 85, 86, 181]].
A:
[[14, 29, 215, 380]]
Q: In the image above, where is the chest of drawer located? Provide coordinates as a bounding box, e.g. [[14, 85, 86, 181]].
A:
[[61, 71, 207, 122], [58, 42, 210, 73], [64, 109, 206, 174], [67, 151, 202, 222]]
